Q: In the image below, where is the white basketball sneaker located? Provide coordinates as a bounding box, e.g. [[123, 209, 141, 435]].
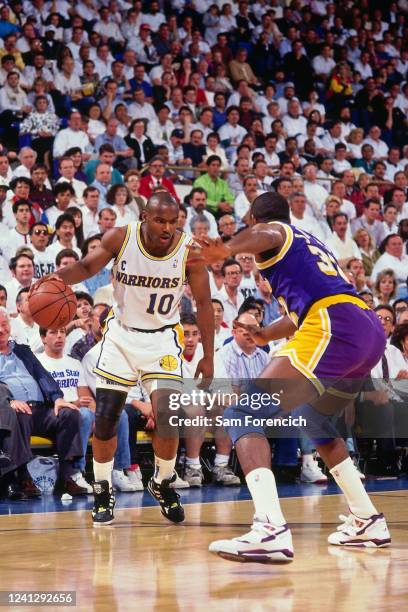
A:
[[328, 512, 391, 548], [209, 517, 294, 563]]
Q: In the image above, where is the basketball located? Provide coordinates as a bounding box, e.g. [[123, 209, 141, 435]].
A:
[[28, 278, 77, 330]]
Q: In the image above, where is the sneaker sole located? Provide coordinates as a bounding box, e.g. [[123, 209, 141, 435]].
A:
[[329, 538, 391, 548], [93, 519, 115, 527], [300, 478, 328, 484], [211, 550, 294, 563]]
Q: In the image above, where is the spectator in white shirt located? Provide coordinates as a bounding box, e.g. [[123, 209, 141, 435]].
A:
[[56, 157, 87, 202], [312, 44, 336, 81], [384, 147, 404, 182], [185, 188, 218, 239], [4, 253, 34, 314], [11, 287, 42, 353], [363, 125, 389, 160], [234, 174, 263, 223], [381, 204, 399, 238], [282, 99, 307, 138], [45, 183, 76, 228], [331, 180, 357, 221], [327, 213, 361, 266], [9, 200, 31, 248], [302, 162, 329, 219], [387, 187, 408, 222], [93, 44, 115, 80], [11, 147, 38, 180], [371, 234, 408, 285], [255, 133, 280, 168], [355, 51, 373, 80], [214, 259, 245, 325], [332, 143, 352, 175], [81, 187, 100, 239], [29, 222, 55, 279], [94, 7, 125, 44], [53, 111, 91, 159], [289, 191, 325, 240], [54, 56, 82, 99], [320, 120, 346, 153], [218, 106, 247, 161], [127, 87, 156, 122]]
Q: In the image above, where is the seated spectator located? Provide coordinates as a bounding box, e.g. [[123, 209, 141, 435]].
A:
[[185, 188, 218, 239], [94, 117, 136, 175], [106, 184, 138, 227], [19, 96, 60, 165], [4, 253, 34, 314], [45, 184, 76, 228], [289, 192, 326, 242], [46, 215, 81, 261], [53, 111, 91, 161], [363, 125, 389, 160], [212, 298, 231, 351], [235, 174, 263, 223], [193, 155, 234, 217], [0, 309, 87, 496], [56, 156, 87, 204], [124, 119, 155, 170], [218, 214, 237, 239], [29, 222, 53, 279], [0, 71, 31, 150], [218, 106, 247, 161], [371, 234, 408, 287], [9, 200, 31, 248], [30, 165, 54, 211], [10, 287, 41, 353], [374, 269, 398, 307], [353, 228, 380, 277], [138, 156, 179, 202], [351, 198, 384, 247], [55, 250, 87, 295], [98, 208, 117, 235], [85, 144, 123, 186], [214, 258, 244, 325]]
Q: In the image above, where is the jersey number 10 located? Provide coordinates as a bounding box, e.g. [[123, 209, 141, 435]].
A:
[[146, 293, 175, 315]]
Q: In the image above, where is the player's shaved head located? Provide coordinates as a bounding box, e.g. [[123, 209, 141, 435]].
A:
[[146, 191, 179, 211], [251, 192, 290, 223]]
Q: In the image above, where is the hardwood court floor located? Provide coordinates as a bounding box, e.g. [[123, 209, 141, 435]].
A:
[[0, 488, 407, 612]]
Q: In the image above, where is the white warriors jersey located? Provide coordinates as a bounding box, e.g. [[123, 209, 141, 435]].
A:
[[112, 222, 193, 330]]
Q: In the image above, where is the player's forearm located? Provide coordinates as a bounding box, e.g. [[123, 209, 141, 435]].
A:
[[225, 227, 280, 257], [260, 316, 297, 342], [56, 261, 94, 285], [195, 300, 215, 358]]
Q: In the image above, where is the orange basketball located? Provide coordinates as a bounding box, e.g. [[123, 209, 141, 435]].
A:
[[28, 278, 77, 330]]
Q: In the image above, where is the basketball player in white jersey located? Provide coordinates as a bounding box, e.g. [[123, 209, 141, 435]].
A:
[[39, 192, 214, 525]]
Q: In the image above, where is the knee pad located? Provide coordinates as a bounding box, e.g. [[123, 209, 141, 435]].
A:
[[95, 388, 128, 441], [294, 404, 339, 445]]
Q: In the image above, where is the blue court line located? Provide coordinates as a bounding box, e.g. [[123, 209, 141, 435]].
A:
[[0, 477, 407, 516]]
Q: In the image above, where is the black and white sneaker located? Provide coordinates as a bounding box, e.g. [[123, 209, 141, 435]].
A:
[[147, 473, 185, 523], [92, 480, 115, 526]]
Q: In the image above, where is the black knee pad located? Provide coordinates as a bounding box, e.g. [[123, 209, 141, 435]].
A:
[[95, 388, 128, 441]]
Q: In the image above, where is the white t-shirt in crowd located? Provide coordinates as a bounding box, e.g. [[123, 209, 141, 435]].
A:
[[37, 353, 86, 402]]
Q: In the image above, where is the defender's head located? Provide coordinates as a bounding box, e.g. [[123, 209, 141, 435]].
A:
[[249, 192, 290, 225], [143, 191, 180, 248]]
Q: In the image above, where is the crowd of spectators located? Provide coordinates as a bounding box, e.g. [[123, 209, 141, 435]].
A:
[[0, 0, 408, 498]]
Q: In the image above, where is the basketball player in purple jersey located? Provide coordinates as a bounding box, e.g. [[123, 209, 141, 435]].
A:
[[193, 192, 390, 563]]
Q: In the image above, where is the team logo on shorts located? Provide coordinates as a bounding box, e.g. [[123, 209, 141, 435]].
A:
[[159, 355, 178, 371]]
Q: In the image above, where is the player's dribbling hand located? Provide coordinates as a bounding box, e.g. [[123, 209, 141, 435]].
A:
[[187, 238, 230, 265], [194, 356, 214, 389]]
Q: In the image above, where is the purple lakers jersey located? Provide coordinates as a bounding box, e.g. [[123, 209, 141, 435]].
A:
[[256, 222, 356, 326]]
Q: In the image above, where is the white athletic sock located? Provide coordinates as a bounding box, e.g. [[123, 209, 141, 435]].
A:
[[246, 467, 286, 526], [214, 453, 230, 467], [93, 459, 114, 488], [330, 457, 377, 518], [185, 456, 201, 468], [153, 455, 176, 484]]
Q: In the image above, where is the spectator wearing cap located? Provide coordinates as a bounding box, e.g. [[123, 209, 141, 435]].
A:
[[193, 155, 234, 217], [124, 119, 155, 170], [138, 156, 179, 202], [168, 129, 188, 166], [129, 24, 159, 67]]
